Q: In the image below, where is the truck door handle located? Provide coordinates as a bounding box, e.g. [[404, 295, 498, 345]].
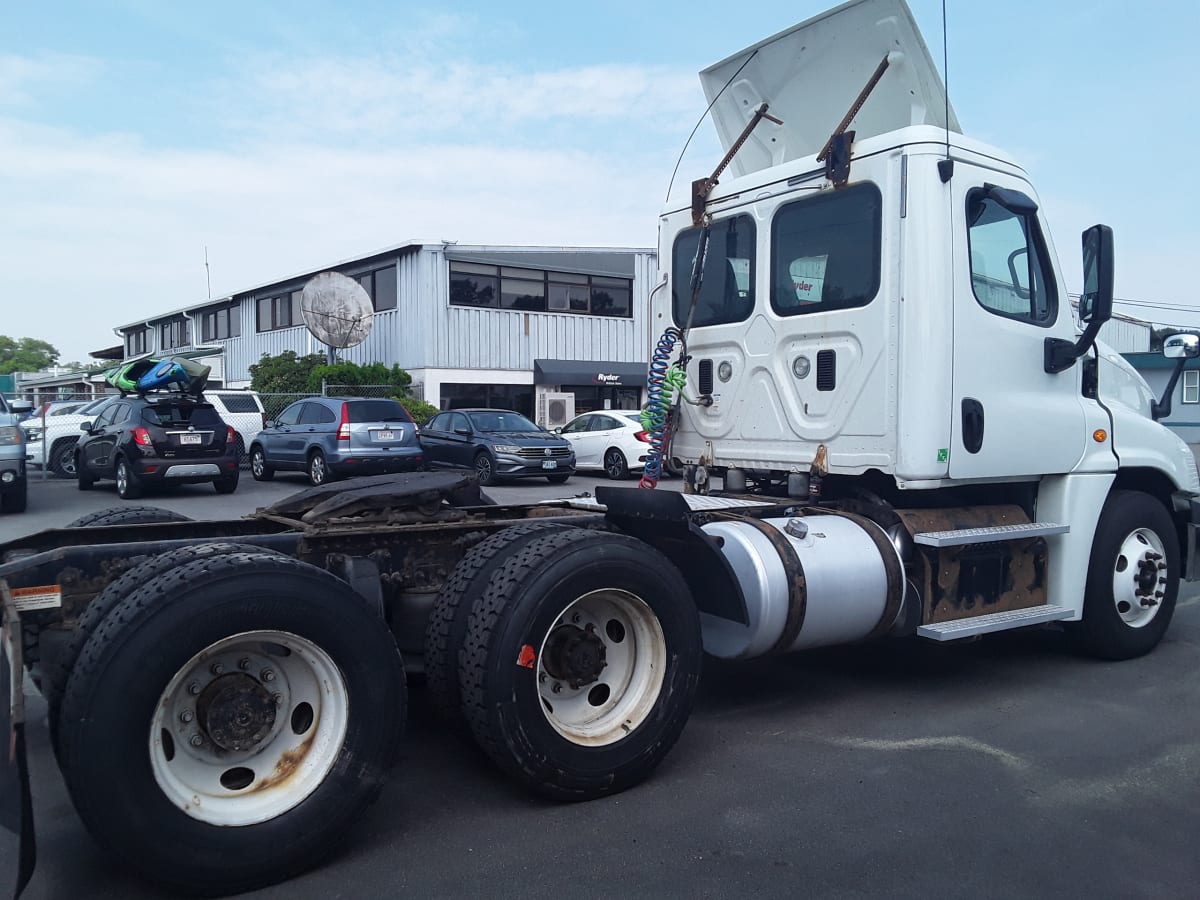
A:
[[961, 398, 985, 454]]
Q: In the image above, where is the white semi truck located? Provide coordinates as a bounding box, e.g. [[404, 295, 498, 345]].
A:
[[2, 0, 1197, 896]]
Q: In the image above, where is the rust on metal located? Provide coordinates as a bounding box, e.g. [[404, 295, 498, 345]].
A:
[[895, 505, 1049, 624], [249, 732, 316, 794]]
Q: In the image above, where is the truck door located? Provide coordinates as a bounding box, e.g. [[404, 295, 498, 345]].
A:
[[949, 168, 1086, 478]]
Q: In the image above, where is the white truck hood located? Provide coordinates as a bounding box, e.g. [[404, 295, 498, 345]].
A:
[[699, 0, 960, 178]]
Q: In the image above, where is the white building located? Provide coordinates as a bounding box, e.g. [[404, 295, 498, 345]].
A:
[[113, 241, 658, 425]]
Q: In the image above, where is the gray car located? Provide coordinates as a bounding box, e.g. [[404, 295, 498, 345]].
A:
[[0, 394, 32, 513], [248, 396, 424, 486]]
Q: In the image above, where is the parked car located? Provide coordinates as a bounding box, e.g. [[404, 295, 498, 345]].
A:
[[420, 408, 575, 485], [0, 394, 32, 513], [249, 396, 423, 486], [205, 389, 267, 464], [21, 395, 119, 477], [74, 394, 240, 498], [558, 410, 652, 479]]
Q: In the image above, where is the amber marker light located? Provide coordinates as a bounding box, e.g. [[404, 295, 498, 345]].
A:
[[1093, 429, 1108, 443]]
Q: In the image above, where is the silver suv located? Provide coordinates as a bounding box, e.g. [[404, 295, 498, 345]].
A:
[[249, 397, 423, 486], [0, 394, 33, 513]]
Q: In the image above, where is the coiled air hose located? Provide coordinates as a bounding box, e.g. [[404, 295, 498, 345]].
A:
[[639, 328, 687, 488]]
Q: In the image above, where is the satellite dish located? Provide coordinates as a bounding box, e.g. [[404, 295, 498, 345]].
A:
[[299, 272, 375, 358]]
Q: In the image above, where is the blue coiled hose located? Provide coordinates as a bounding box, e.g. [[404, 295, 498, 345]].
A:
[[639, 327, 685, 489]]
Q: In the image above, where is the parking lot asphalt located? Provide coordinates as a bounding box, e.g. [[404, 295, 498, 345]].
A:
[[7, 474, 1200, 899]]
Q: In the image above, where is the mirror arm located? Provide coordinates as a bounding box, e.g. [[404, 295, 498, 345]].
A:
[[1152, 357, 1188, 421], [1044, 317, 1104, 374]]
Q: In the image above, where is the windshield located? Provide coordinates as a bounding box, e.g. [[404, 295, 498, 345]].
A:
[[467, 411, 541, 433]]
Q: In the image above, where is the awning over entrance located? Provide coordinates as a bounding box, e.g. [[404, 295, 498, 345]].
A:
[[534, 359, 647, 387]]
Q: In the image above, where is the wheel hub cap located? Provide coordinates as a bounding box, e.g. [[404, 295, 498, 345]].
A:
[[542, 625, 607, 689], [196, 673, 277, 751]]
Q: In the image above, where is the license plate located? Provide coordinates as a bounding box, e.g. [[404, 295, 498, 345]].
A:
[[180, 434, 202, 445], [542, 460, 557, 470], [377, 430, 395, 441]]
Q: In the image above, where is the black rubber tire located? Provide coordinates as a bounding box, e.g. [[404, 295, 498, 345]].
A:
[[603, 448, 629, 480], [115, 456, 143, 499], [1069, 490, 1179, 660], [308, 449, 330, 486], [76, 451, 96, 491], [213, 468, 239, 494], [0, 478, 27, 514], [50, 438, 78, 477], [234, 434, 247, 467], [57, 553, 406, 895], [46, 541, 285, 755], [424, 523, 574, 725], [250, 445, 274, 481], [459, 529, 701, 801], [546, 473, 571, 484], [66, 506, 192, 528], [474, 452, 496, 486]]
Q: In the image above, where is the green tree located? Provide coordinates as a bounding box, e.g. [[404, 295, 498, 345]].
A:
[[400, 397, 439, 425], [307, 361, 413, 395], [248, 350, 328, 393], [0, 335, 60, 374]]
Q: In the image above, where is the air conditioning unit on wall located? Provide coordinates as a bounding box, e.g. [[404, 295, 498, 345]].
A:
[[540, 392, 575, 429]]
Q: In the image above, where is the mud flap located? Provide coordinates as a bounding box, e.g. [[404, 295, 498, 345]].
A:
[[0, 585, 35, 899]]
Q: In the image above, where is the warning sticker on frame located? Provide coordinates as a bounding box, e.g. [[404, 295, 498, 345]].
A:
[[10, 585, 62, 612]]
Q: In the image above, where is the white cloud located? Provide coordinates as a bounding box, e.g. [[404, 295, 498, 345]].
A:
[[0, 52, 103, 107]]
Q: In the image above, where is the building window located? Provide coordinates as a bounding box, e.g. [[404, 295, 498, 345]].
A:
[[342, 264, 398, 312], [200, 304, 241, 342], [440, 382, 533, 417], [449, 262, 632, 318], [1184, 370, 1199, 404], [159, 318, 190, 350], [256, 292, 302, 331], [126, 328, 148, 356]]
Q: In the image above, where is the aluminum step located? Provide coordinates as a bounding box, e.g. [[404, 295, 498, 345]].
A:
[[917, 605, 1073, 641], [913, 522, 1069, 548]]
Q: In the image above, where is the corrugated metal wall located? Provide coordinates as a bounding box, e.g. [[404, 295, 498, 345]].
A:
[[1097, 317, 1152, 353], [178, 246, 659, 384]]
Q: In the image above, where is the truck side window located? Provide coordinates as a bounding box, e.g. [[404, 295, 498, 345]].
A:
[[672, 215, 756, 328], [770, 183, 882, 316], [965, 190, 1057, 326]]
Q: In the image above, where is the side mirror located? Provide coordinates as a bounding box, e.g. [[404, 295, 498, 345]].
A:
[[553, 427, 563, 435], [454, 427, 472, 436], [1163, 333, 1200, 360], [79, 421, 93, 432], [264, 420, 276, 429], [1152, 333, 1200, 420], [1079, 224, 1114, 325]]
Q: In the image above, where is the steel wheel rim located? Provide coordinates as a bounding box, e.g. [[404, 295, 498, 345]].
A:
[[605, 450, 624, 479], [251, 451, 264, 478], [149, 629, 350, 827], [536, 589, 666, 746], [1111, 527, 1168, 628], [310, 454, 326, 485]]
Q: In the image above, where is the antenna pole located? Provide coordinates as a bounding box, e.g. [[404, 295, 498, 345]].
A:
[[205, 246, 212, 299], [942, 0, 950, 159]]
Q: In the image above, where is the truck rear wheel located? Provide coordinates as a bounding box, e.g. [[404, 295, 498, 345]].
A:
[[1072, 490, 1179, 660], [57, 552, 406, 895], [46, 541, 285, 755], [459, 529, 701, 801], [424, 522, 574, 724]]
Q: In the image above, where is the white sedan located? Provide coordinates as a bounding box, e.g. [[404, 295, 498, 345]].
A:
[[557, 410, 651, 479]]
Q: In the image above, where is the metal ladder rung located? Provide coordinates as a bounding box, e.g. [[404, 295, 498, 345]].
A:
[[917, 604, 1073, 641], [913, 522, 1069, 547]]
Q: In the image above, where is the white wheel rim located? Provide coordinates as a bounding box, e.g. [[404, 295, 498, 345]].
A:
[[1110, 527, 1168, 628], [149, 630, 349, 826], [537, 589, 666, 747]]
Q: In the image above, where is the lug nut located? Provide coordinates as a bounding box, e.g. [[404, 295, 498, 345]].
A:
[[189, 734, 204, 748], [188, 682, 201, 696], [180, 710, 194, 723], [272, 693, 284, 705], [571, 613, 581, 623], [552, 682, 563, 694], [210, 663, 225, 676], [538, 671, 547, 683], [238, 658, 251, 670], [261, 669, 275, 683]]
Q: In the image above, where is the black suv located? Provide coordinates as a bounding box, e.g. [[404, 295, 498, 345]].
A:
[[75, 395, 240, 499]]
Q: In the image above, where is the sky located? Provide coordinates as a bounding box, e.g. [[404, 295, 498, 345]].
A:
[[1, 0, 1198, 365]]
